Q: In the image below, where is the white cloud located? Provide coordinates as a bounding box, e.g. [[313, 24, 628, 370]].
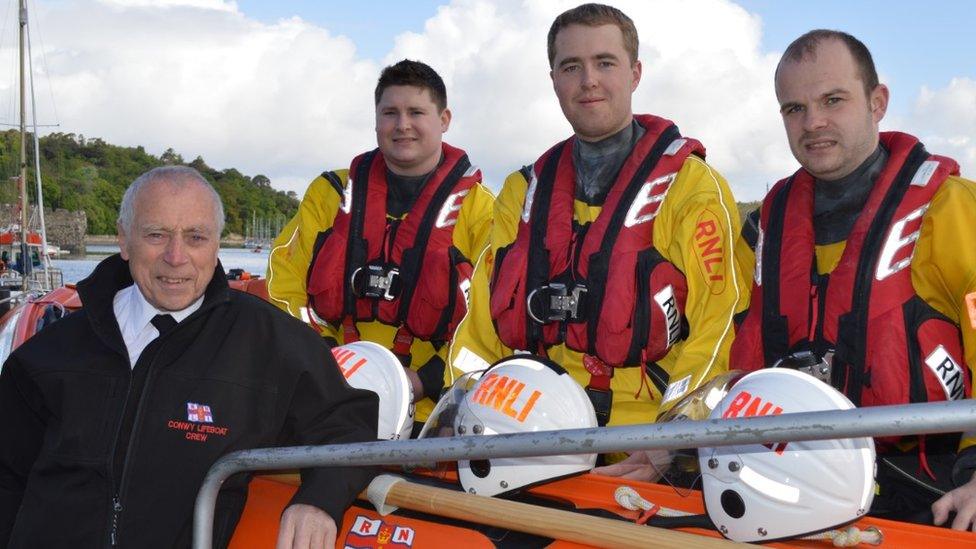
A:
[[898, 78, 976, 176], [7, 0, 971, 204]]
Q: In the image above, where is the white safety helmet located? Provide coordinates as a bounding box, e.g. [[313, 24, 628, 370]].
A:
[[699, 368, 876, 542], [331, 341, 414, 440], [454, 355, 598, 496]]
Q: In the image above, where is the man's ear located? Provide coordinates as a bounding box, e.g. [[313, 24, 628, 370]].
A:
[[440, 107, 452, 132], [117, 223, 129, 260], [870, 83, 889, 124]]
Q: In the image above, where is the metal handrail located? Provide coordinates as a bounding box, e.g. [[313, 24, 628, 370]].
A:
[[193, 399, 976, 548]]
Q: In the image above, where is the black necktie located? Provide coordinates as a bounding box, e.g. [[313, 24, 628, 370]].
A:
[[151, 314, 177, 336]]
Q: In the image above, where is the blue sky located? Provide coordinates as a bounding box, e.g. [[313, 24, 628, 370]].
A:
[[237, 0, 973, 118], [9, 0, 972, 199]]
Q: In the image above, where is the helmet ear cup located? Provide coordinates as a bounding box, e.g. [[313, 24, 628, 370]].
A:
[[470, 459, 491, 479], [720, 490, 746, 519]]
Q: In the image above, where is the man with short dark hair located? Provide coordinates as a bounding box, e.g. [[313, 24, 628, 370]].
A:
[[268, 60, 494, 435], [732, 29, 976, 530], [0, 166, 379, 547], [448, 3, 743, 477]]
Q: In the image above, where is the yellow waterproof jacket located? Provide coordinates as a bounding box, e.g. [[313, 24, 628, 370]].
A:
[[267, 168, 494, 421], [449, 154, 745, 426], [734, 175, 976, 451]]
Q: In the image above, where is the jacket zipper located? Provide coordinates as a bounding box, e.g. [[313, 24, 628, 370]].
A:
[[108, 346, 164, 546]]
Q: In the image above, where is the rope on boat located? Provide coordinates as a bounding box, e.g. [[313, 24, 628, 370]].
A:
[[614, 486, 884, 546]]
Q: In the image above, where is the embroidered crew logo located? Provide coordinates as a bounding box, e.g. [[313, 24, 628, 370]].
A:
[[623, 173, 676, 228], [187, 402, 213, 423], [435, 189, 469, 228]]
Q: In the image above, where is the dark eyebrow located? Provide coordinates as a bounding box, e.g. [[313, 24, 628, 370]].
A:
[[557, 56, 583, 69], [558, 52, 621, 69], [821, 88, 849, 98]]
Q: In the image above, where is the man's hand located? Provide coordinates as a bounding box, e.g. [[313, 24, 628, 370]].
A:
[[932, 473, 976, 531], [276, 504, 337, 549], [403, 367, 423, 403], [591, 449, 672, 482]]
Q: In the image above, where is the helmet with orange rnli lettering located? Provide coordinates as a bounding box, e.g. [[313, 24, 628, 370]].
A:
[[454, 355, 598, 496], [332, 341, 414, 440], [698, 368, 876, 542]]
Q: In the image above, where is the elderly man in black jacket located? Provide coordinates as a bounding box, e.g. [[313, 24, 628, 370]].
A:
[[0, 165, 378, 548]]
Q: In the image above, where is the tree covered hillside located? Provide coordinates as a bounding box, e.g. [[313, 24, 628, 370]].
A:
[[0, 130, 299, 235]]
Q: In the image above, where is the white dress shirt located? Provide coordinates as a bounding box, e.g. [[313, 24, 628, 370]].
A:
[[113, 284, 203, 367]]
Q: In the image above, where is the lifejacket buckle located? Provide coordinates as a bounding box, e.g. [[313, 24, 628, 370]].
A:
[[526, 283, 587, 324], [772, 349, 833, 385], [351, 265, 402, 301]]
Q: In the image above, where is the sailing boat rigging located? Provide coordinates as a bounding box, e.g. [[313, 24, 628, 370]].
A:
[[0, 0, 62, 298]]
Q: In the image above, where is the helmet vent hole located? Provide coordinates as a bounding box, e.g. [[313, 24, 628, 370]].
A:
[[470, 459, 491, 478], [720, 489, 746, 519]]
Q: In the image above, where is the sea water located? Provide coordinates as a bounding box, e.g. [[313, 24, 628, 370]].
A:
[[52, 245, 272, 284]]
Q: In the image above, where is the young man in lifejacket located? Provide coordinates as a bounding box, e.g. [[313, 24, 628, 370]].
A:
[[448, 3, 743, 476], [731, 30, 976, 530], [267, 60, 494, 435]]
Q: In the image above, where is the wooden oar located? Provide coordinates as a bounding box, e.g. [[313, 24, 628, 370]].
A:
[[363, 474, 737, 548]]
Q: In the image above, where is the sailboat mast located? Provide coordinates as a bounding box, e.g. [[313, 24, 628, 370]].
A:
[[27, 14, 52, 279], [18, 0, 29, 291]]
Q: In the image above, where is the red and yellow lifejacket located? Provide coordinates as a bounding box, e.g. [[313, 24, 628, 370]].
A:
[[306, 143, 479, 352], [490, 115, 701, 370], [731, 132, 969, 410]]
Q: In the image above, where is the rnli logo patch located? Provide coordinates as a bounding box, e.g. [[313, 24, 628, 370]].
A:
[[653, 285, 681, 349], [187, 402, 213, 423], [925, 345, 965, 401], [693, 208, 727, 293], [344, 515, 415, 548]]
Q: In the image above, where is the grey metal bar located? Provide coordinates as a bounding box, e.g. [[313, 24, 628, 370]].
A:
[[193, 399, 976, 548]]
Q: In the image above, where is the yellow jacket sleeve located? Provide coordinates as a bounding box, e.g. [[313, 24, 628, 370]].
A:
[[910, 176, 976, 450], [447, 172, 523, 384], [652, 156, 745, 413], [266, 170, 347, 339]]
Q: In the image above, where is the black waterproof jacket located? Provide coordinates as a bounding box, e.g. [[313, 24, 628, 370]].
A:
[[0, 255, 379, 547]]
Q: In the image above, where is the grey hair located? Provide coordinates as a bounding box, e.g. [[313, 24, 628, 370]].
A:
[[117, 165, 226, 235]]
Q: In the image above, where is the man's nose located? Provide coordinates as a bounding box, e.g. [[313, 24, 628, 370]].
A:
[[163, 236, 188, 266], [395, 113, 411, 131], [802, 105, 829, 132], [580, 66, 598, 89]]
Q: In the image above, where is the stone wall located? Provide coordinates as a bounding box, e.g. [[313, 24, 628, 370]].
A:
[[0, 204, 87, 257]]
